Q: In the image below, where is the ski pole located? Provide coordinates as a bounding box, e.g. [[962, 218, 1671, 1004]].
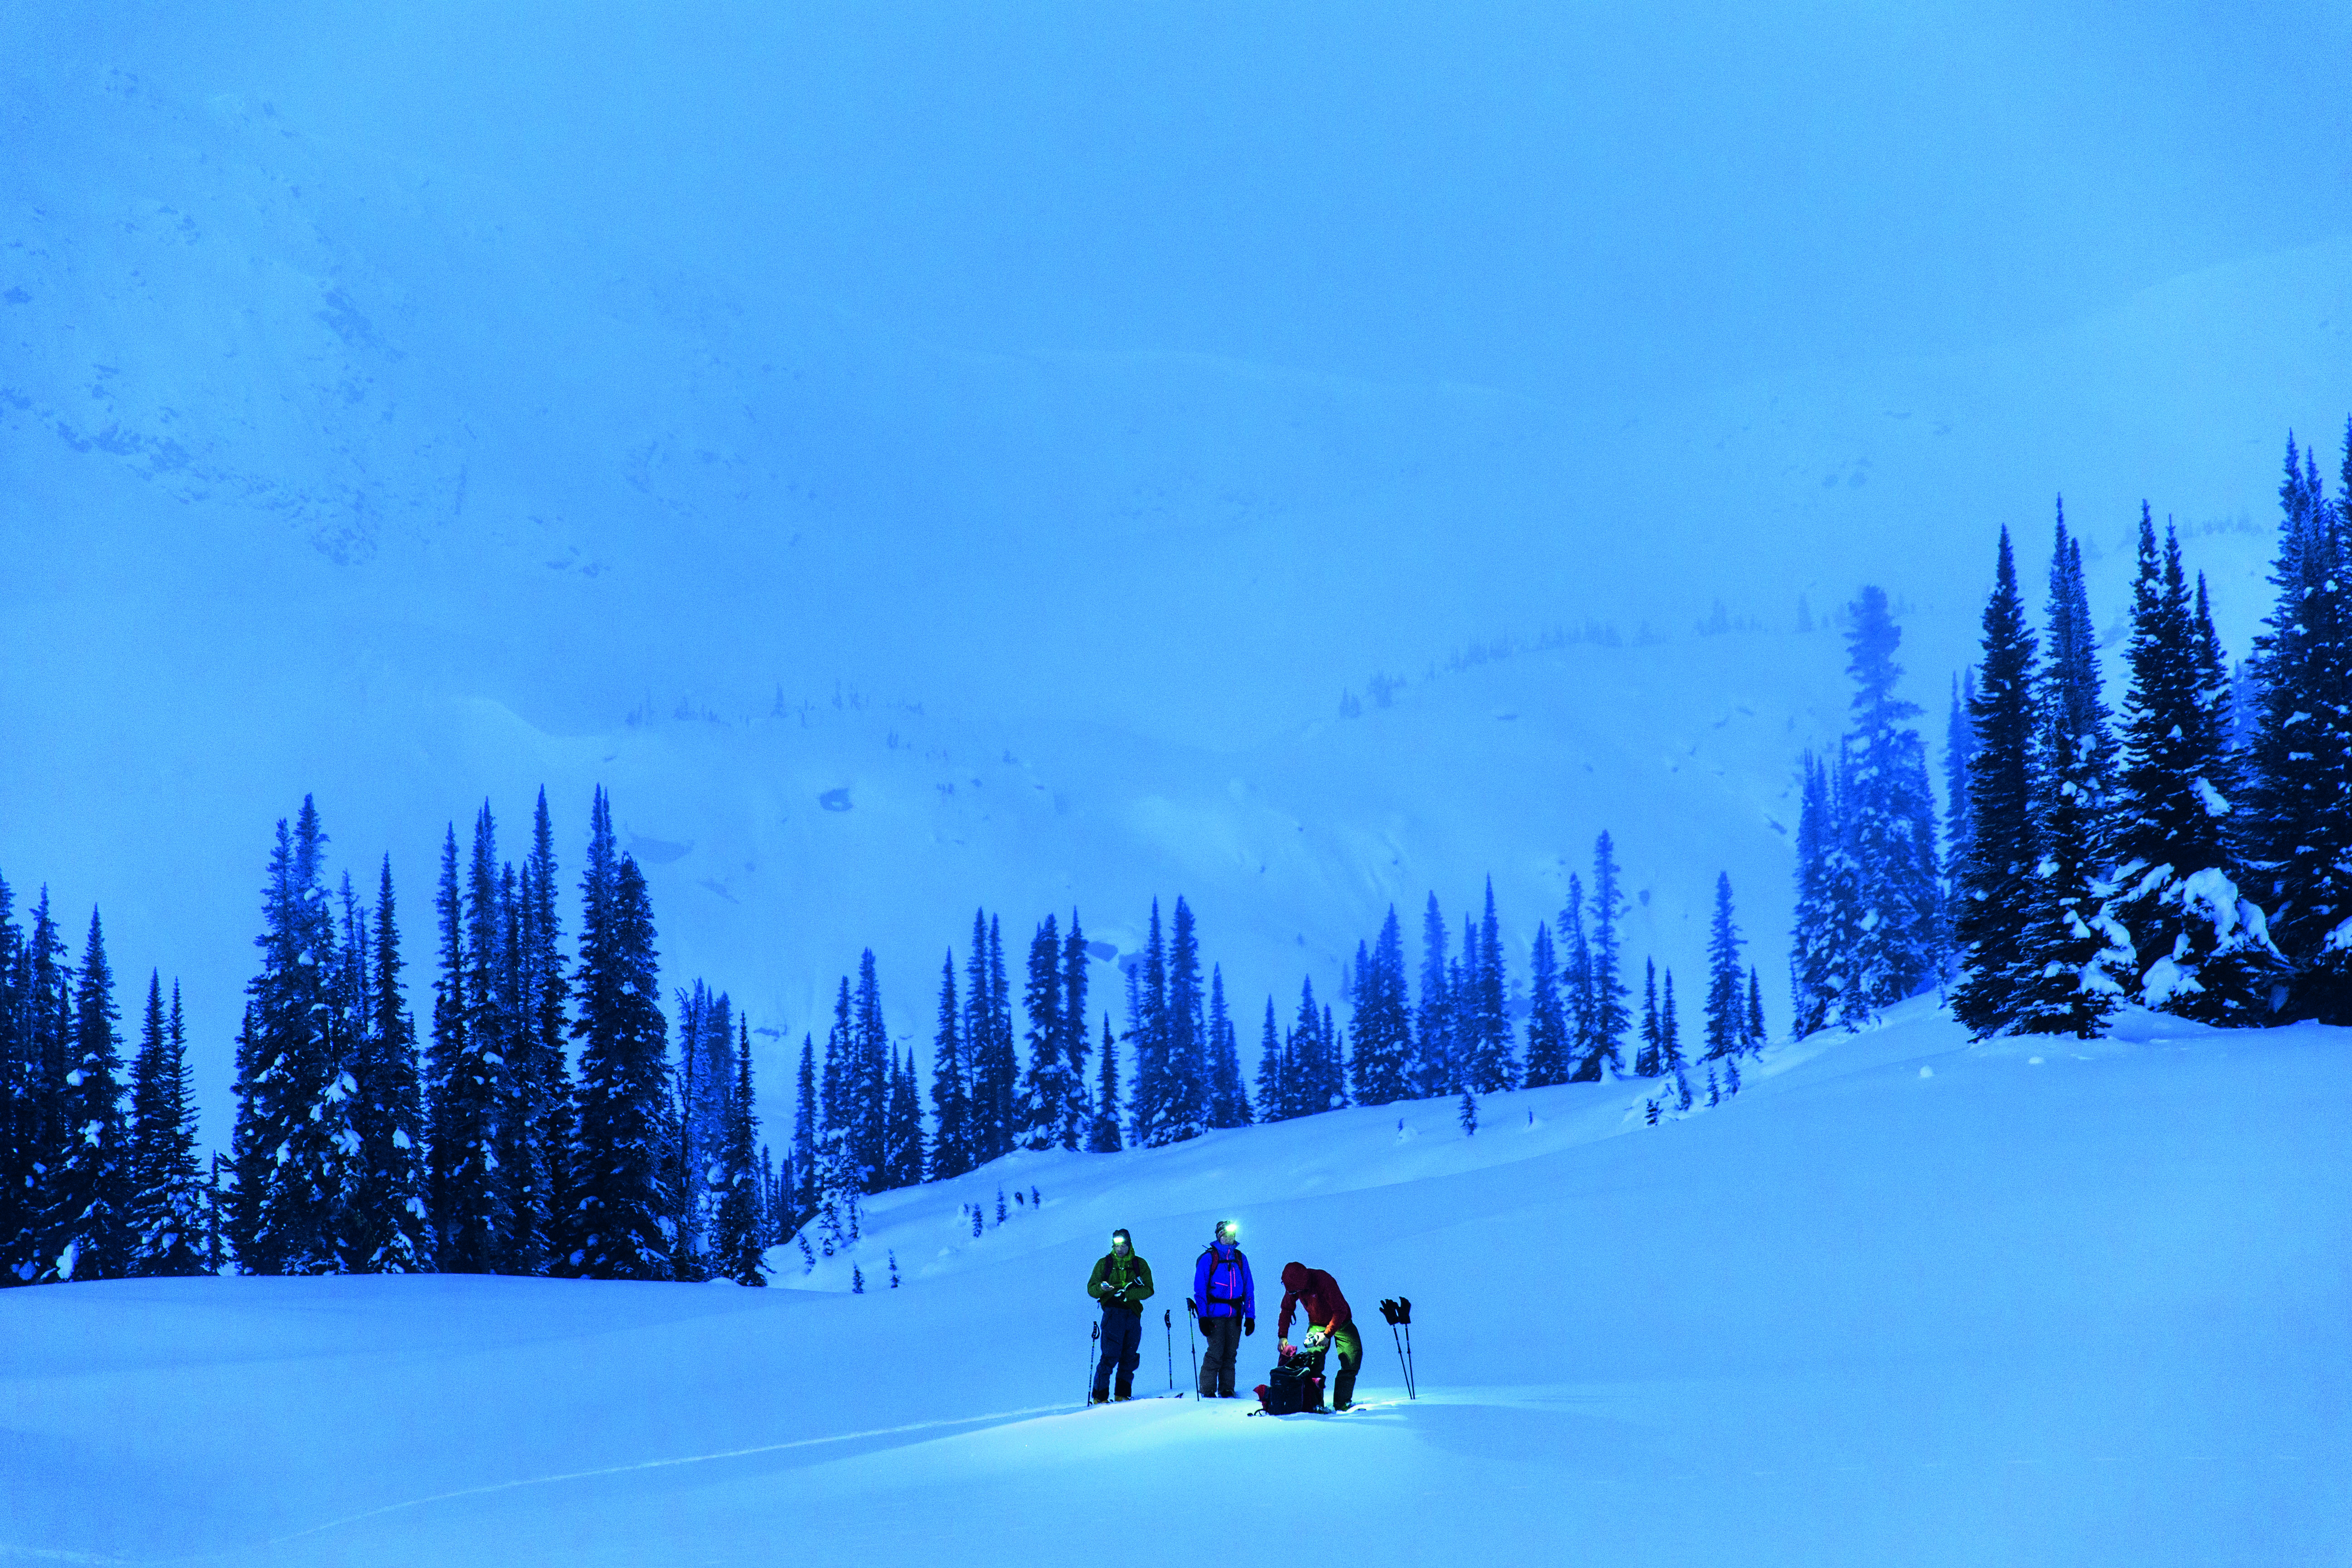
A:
[[1089, 1319, 1100, 1402], [1185, 1302, 1199, 1396], [1164, 1309, 1175, 1395]]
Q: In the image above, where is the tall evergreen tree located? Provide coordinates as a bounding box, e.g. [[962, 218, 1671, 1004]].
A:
[[51, 910, 129, 1280], [1573, 835, 1629, 1079], [1660, 970, 1684, 1076], [570, 794, 675, 1280], [1253, 997, 1287, 1121], [349, 859, 432, 1271], [1163, 898, 1208, 1141], [1744, 968, 1767, 1053], [2106, 511, 2283, 1020], [1348, 907, 1413, 1104], [790, 1034, 820, 1233], [1128, 902, 1171, 1145], [433, 807, 509, 1273], [1841, 586, 1943, 1009], [238, 800, 352, 1277], [926, 954, 971, 1179], [1702, 874, 1744, 1059], [1462, 880, 1515, 1092], [508, 790, 570, 1274], [2014, 508, 2130, 1035], [1205, 965, 1252, 1127], [1016, 916, 1068, 1151], [1944, 667, 1979, 899], [1788, 752, 1843, 1036], [126, 975, 206, 1276], [1059, 912, 1094, 1149], [1522, 921, 1568, 1087], [885, 1048, 924, 1190], [714, 1020, 766, 1286], [1947, 531, 2041, 1044], [1635, 959, 1662, 1078], [1088, 1014, 1124, 1152], [1413, 894, 1454, 1095], [1558, 875, 1595, 1073], [2244, 434, 2352, 1019]]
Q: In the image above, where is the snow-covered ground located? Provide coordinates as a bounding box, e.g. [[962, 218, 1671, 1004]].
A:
[[7, 1004, 2344, 1566]]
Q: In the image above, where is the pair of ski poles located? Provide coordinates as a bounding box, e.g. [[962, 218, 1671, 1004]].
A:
[[1378, 1296, 1416, 1399]]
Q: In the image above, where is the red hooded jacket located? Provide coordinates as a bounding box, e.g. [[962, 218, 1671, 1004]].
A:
[[1276, 1262, 1352, 1339]]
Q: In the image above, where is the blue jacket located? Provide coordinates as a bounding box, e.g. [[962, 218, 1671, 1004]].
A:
[[1192, 1242, 1254, 1320]]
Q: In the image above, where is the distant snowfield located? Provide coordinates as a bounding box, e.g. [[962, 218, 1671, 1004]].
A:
[[5, 1004, 2344, 1566]]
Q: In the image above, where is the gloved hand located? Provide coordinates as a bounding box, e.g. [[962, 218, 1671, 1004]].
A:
[[1244, 1317, 1255, 1336], [1304, 1326, 1327, 1349]]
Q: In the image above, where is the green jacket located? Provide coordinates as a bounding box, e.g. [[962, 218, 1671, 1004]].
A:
[[1088, 1250, 1155, 1314]]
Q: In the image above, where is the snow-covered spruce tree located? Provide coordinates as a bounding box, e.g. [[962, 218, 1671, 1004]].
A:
[[432, 806, 510, 1273], [1015, 915, 1067, 1152], [713, 1020, 766, 1287], [1744, 969, 1767, 1053], [1660, 970, 1684, 1076], [10, 890, 77, 1282], [1163, 898, 1209, 1141], [348, 858, 431, 1272], [2014, 508, 2130, 1036], [2104, 512, 2284, 1021], [1702, 874, 1744, 1060], [239, 801, 354, 1277], [2243, 432, 2352, 1019], [49, 910, 130, 1281], [1348, 906, 1413, 1104], [789, 1034, 821, 1233], [1205, 965, 1253, 1128], [1463, 879, 1516, 1093], [1521, 921, 1569, 1087], [0, 877, 31, 1284], [1573, 835, 1631, 1079], [1839, 586, 1943, 1012], [926, 954, 971, 1180], [1413, 894, 1455, 1095], [1635, 959, 1662, 1079], [1254, 997, 1287, 1122], [668, 982, 728, 1278], [815, 980, 853, 1245], [1059, 912, 1094, 1147], [885, 1049, 923, 1190], [1456, 1086, 1477, 1137], [975, 916, 1016, 1162], [126, 975, 207, 1277], [509, 790, 571, 1274], [1557, 874, 1595, 1073], [1788, 752, 1842, 1036], [850, 952, 891, 1192], [1943, 666, 1979, 914], [1950, 527, 2040, 1034], [1088, 1014, 1123, 1152], [957, 914, 1000, 1164], [1127, 901, 1171, 1145], [569, 794, 675, 1281]]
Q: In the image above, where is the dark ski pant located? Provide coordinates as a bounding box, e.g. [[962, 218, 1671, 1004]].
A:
[[1198, 1314, 1244, 1396], [1327, 1323, 1362, 1408], [1094, 1308, 1142, 1399]]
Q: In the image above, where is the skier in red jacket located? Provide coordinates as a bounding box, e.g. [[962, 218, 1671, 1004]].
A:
[[1277, 1261, 1362, 1410]]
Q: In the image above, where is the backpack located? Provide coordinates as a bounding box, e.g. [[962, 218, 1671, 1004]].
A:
[[1254, 1345, 1326, 1415]]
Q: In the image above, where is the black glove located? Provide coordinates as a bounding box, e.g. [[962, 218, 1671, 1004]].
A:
[[1244, 1317, 1255, 1336]]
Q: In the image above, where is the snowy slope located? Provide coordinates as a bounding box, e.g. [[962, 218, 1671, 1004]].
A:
[[5, 1009, 2346, 1565]]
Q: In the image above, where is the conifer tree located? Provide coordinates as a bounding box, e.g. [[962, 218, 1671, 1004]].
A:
[[350, 859, 431, 1271], [0, 876, 30, 1284], [1348, 907, 1413, 1104], [1788, 752, 1841, 1036], [2105, 512, 2283, 1020], [2014, 508, 2129, 1036], [1521, 921, 1568, 1086], [1841, 587, 1942, 1009], [1205, 965, 1252, 1127], [1016, 915, 1067, 1152], [1744, 968, 1767, 1053], [1945, 667, 1979, 897], [851, 952, 890, 1191], [512, 790, 571, 1273], [1636, 959, 1662, 1078], [714, 1020, 766, 1286], [1463, 880, 1515, 1093], [2244, 433, 2352, 1019], [926, 955, 971, 1180], [239, 801, 353, 1277], [1164, 898, 1208, 1140], [434, 807, 509, 1272], [962, 913, 1017, 1164], [1574, 836, 1630, 1079], [1702, 874, 1744, 1059], [126, 976, 206, 1276], [790, 1034, 820, 1232], [15, 890, 76, 1281], [1558, 875, 1594, 1070], [885, 1048, 923, 1190], [1253, 997, 1286, 1121], [1413, 894, 1454, 1095], [1661, 970, 1684, 1075], [1088, 1015, 1123, 1152], [1059, 912, 1093, 1149], [1128, 902, 1171, 1145], [1457, 1087, 1477, 1137], [51, 910, 129, 1280], [570, 794, 675, 1280]]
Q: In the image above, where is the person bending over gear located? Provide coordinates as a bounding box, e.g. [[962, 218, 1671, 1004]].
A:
[[1087, 1228, 1155, 1403], [1189, 1220, 1255, 1398], [1277, 1260, 1362, 1411]]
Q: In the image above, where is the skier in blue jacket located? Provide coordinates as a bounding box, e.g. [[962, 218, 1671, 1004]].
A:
[[1188, 1220, 1255, 1398]]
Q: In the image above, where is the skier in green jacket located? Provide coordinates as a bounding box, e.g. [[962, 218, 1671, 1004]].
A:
[[1088, 1228, 1155, 1402]]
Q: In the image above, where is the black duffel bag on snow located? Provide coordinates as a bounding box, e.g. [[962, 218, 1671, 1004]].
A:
[[1254, 1344, 1327, 1414]]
